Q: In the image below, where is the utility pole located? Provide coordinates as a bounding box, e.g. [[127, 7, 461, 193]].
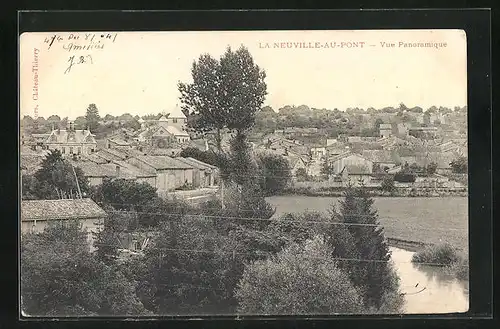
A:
[[221, 179, 225, 209], [71, 164, 82, 199]]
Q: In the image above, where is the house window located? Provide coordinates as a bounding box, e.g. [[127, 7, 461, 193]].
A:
[[69, 147, 73, 154], [91, 148, 95, 153], [172, 118, 178, 123], [77, 147, 81, 154], [133, 241, 141, 251], [62, 147, 65, 154]]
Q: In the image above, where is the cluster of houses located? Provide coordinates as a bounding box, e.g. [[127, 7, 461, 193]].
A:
[[22, 105, 219, 195], [253, 132, 467, 187]]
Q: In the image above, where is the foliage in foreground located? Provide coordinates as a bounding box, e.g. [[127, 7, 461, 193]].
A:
[[235, 236, 364, 315], [21, 221, 149, 316], [127, 217, 244, 315]]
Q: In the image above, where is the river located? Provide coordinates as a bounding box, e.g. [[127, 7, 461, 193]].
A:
[[391, 247, 469, 314]]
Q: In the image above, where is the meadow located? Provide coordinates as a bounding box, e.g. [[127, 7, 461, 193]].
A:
[[266, 196, 468, 251]]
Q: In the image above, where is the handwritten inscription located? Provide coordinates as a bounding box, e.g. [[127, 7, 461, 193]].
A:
[[64, 55, 93, 74], [44, 32, 118, 51]]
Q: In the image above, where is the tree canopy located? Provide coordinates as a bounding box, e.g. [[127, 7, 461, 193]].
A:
[[85, 103, 100, 132], [21, 220, 149, 316], [22, 150, 90, 200], [178, 46, 267, 149], [235, 236, 364, 315]]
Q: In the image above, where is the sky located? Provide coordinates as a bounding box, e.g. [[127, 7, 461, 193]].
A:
[[20, 30, 467, 120]]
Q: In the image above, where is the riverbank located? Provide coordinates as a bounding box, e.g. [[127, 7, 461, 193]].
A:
[[267, 195, 468, 251], [282, 186, 468, 198], [387, 237, 429, 252]]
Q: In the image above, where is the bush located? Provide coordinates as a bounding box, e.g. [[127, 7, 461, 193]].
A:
[[394, 172, 416, 183], [411, 244, 460, 265], [380, 176, 395, 193], [235, 236, 364, 314], [256, 153, 292, 196]]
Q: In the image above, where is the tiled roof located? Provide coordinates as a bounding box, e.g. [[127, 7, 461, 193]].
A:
[[108, 138, 130, 146], [112, 160, 156, 177], [362, 150, 399, 164], [330, 151, 371, 163], [147, 148, 183, 156], [71, 161, 130, 179], [94, 150, 121, 163], [21, 198, 107, 221], [73, 159, 156, 179], [46, 130, 96, 144], [177, 157, 217, 170], [82, 153, 108, 164], [344, 164, 371, 175], [101, 148, 128, 161], [135, 155, 193, 170]]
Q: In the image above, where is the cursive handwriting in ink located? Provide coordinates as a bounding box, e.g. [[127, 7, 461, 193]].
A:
[[44, 34, 64, 50], [64, 55, 93, 74]]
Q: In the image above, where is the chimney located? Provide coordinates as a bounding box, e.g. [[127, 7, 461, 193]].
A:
[[115, 165, 120, 178]]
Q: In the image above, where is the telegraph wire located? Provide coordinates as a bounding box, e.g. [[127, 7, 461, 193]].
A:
[[25, 238, 468, 268], [103, 209, 468, 232]]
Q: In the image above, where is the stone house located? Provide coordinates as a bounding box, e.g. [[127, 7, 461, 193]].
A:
[[175, 157, 218, 188], [42, 122, 97, 156], [70, 160, 156, 187], [20, 198, 107, 251], [362, 150, 400, 171], [126, 155, 194, 195], [338, 164, 373, 186], [329, 152, 374, 175], [379, 123, 393, 137]]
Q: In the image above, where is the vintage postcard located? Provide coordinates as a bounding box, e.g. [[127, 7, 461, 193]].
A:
[[19, 30, 468, 317]]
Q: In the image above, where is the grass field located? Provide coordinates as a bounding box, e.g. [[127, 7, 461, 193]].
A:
[[266, 196, 468, 252]]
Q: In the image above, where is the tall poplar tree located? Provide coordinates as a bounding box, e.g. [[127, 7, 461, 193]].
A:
[[330, 186, 404, 312]]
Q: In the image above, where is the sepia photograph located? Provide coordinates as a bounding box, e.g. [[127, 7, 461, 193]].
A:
[[19, 29, 469, 317]]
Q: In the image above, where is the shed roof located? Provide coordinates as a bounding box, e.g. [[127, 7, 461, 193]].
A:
[[135, 155, 193, 170], [362, 150, 399, 164], [21, 198, 107, 221], [71, 161, 138, 179], [177, 157, 217, 170], [112, 160, 156, 177]]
